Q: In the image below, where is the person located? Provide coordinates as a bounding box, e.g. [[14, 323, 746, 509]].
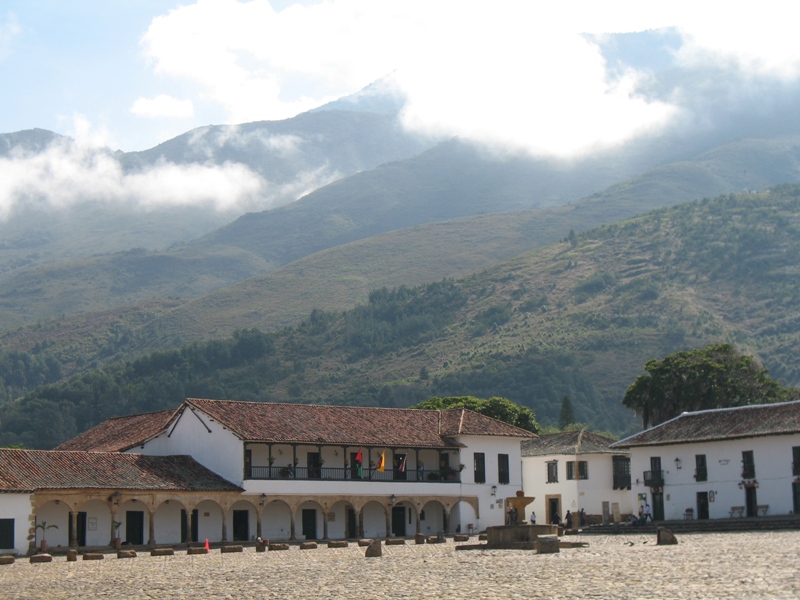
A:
[[530, 511, 536, 525], [579, 508, 586, 527], [551, 512, 560, 525], [644, 504, 653, 523], [565, 510, 573, 529]]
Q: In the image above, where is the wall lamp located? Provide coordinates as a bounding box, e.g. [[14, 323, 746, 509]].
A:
[[112, 491, 121, 505], [259, 493, 267, 507], [674, 457, 681, 470], [389, 494, 397, 505], [491, 485, 497, 497]]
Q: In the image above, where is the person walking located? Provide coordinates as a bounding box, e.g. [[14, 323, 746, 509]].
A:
[[644, 504, 653, 523]]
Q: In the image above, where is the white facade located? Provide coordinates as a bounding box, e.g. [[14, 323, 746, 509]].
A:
[[628, 433, 800, 521], [522, 453, 633, 524], [0, 494, 32, 556]]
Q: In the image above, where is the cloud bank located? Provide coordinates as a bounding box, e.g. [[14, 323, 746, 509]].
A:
[[138, 0, 800, 158]]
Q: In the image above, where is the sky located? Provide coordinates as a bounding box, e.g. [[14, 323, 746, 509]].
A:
[[1, 0, 800, 217]]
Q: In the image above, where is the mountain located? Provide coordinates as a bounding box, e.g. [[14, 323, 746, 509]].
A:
[[4, 185, 800, 448]]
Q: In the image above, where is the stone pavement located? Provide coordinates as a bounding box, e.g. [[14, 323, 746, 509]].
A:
[[1, 530, 799, 599]]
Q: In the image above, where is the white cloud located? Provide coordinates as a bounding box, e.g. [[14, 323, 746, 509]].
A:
[[0, 12, 21, 60], [131, 95, 195, 119], [0, 138, 270, 220], [138, 0, 800, 157]]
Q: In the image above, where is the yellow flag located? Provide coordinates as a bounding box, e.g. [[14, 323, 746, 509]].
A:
[[377, 450, 385, 472]]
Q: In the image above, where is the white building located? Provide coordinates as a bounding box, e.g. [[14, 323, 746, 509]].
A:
[[521, 429, 633, 525], [610, 400, 800, 521], [1, 398, 535, 555]]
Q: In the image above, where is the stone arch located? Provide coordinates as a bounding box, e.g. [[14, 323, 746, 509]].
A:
[[152, 498, 188, 545], [263, 498, 292, 541], [192, 499, 225, 543], [32, 499, 70, 550], [295, 499, 326, 541], [418, 499, 448, 536], [326, 499, 358, 540], [450, 499, 479, 534], [361, 500, 390, 539], [228, 498, 260, 542]]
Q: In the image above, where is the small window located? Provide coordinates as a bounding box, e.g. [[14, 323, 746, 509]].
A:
[[742, 450, 755, 479], [498, 454, 510, 485], [474, 453, 486, 484], [578, 461, 588, 480], [695, 454, 708, 482], [547, 460, 558, 483], [0, 519, 14, 550], [567, 461, 575, 480]]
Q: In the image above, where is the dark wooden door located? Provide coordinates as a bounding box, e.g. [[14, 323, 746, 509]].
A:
[[68, 512, 87, 546], [794, 482, 800, 515], [181, 509, 199, 543], [696, 492, 709, 520], [347, 508, 357, 539], [745, 486, 758, 517], [651, 492, 664, 521], [0, 519, 13, 550], [307, 453, 321, 479], [302, 509, 317, 540], [126, 511, 144, 545], [233, 510, 249, 541], [391, 506, 406, 536]]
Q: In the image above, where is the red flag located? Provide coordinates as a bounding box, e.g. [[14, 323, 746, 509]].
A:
[[355, 449, 363, 463], [399, 455, 407, 472]]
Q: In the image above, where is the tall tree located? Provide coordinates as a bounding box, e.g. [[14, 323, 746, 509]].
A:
[[413, 395, 539, 433], [622, 343, 796, 429], [558, 395, 575, 429]]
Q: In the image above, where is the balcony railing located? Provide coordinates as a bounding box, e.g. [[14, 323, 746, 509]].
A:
[[643, 470, 664, 487], [246, 466, 462, 483], [694, 467, 708, 482], [613, 474, 631, 490]]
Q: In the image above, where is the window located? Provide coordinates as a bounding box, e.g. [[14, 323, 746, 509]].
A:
[[741, 450, 755, 479], [474, 453, 486, 484], [567, 461, 588, 480], [793, 447, 800, 477], [0, 519, 13, 550], [547, 460, 558, 483], [612, 456, 631, 490], [498, 454, 510, 485], [695, 454, 707, 482]]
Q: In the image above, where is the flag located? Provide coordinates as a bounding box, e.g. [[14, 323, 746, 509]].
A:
[[398, 455, 407, 472], [377, 450, 385, 472], [355, 449, 363, 478]]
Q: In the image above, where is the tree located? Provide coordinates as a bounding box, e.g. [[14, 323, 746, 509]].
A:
[[622, 343, 797, 429], [413, 395, 539, 433], [558, 395, 575, 429]]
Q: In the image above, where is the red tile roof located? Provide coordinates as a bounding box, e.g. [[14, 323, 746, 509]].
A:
[[0, 449, 241, 493], [611, 400, 800, 448], [55, 410, 175, 452], [183, 399, 535, 447], [522, 429, 624, 457]]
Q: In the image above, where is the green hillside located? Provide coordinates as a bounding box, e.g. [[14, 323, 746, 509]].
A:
[[4, 186, 800, 448]]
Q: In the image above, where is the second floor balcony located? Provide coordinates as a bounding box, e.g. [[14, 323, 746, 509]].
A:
[[246, 465, 462, 483], [643, 470, 664, 487]]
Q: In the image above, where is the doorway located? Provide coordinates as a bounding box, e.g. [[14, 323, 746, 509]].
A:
[[745, 486, 758, 517], [346, 508, 357, 539], [307, 453, 321, 479], [391, 506, 406, 536], [547, 496, 561, 525], [68, 512, 87, 546], [696, 492, 709, 520], [794, 482, 800, 515], [302, 509, 317, 540], [0, 519, 14, 550], [651, 492, 664, 521], [233, 510, 249, 541], [125, 511, 144, 545]]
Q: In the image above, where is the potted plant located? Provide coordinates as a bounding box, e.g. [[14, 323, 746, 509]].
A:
[[113, 520, 123, 550], [36, 521, 58, 553]]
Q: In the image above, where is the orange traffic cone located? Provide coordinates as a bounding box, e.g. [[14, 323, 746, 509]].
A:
[[205, 539, 210, 551]]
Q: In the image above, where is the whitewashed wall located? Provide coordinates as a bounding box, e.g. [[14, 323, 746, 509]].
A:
[[628, 433, 800, 520], [0, 493, 32, 555]]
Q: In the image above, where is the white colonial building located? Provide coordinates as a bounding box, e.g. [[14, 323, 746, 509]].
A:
[[610, 400, 800, 521], [0, 398, 534, 555], [521, 429, 634, 525]]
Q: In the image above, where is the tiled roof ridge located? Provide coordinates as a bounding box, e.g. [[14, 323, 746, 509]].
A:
[[575, 427, 587, 453], [185, 397, 442, 414], [104, 408, 175, 421]]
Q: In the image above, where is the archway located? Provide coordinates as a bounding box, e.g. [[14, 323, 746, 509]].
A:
[[263, 499, 292, 541]]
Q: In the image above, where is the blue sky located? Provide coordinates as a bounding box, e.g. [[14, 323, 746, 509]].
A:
[[1, 1, 799, 155]]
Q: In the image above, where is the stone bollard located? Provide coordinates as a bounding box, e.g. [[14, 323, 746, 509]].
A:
[[66, 549, 78, 562], [0, 556, 16, 565], [535, 535, 560, 554], [427, 535, 445, 544], [117, 550, 137, 559], [220, 545, 243, 553], [657, 527, 678, 546], [415, 533, 426, 545], [187, 547, 208, 555], [30, 554, 52, 563], [299, 542, 318, 550], [83, 553, 104, 560], [268, 543, 289, 551], [453, 535, 470, 542], [327, 540, 348, 548], [151, 548, 174, 556], [365, 540, 382, 557], [358, 539, 373, 547], [386, 538, 406, 545]]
